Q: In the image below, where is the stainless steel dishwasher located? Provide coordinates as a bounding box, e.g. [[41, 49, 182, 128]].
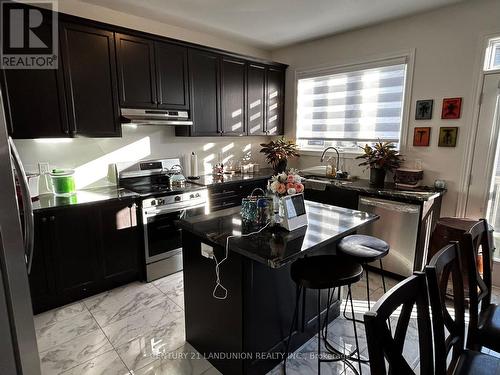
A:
[[357, 196, 421, 277]]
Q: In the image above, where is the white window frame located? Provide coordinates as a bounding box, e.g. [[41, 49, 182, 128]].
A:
[[484, 36, 500, 72], [293, 50, 415, 157]]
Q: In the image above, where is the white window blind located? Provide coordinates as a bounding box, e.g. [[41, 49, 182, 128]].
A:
[[296, 60, 407, 151]]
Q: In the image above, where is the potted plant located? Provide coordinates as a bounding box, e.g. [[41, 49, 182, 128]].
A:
[[260, 138, 300, 174], [356, 141, 403, 187]]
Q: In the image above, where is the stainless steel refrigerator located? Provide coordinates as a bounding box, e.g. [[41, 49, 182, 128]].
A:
[[0, 88, 41, 374]]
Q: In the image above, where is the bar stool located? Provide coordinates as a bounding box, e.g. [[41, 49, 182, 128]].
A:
[[337, 235, 390, 323], [284, 255, 364, 374]]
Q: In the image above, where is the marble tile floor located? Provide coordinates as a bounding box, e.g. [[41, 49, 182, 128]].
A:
[[33, 270, 500, 375]]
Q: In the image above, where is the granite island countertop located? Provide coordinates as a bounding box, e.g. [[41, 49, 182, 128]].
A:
[[32, 186, 139, 212], [178, 200, 378, 268]]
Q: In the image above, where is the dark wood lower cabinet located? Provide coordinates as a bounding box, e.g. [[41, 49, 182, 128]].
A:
[[182, 233, 339, 375], [98, 201, 141, 284], [50, 206, 101, 299], [29, 198, 142, 314], [208, 179, 268, 212]]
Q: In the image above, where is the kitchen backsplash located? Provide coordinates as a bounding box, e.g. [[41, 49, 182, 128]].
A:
[[14, 125, 269, 189]]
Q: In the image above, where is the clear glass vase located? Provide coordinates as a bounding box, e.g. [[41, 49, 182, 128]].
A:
[[272, 195, 285, 225]]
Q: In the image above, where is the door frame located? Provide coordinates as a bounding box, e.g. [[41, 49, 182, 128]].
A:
[[457, 32, 500, 217], [464, 73, 500, 218]]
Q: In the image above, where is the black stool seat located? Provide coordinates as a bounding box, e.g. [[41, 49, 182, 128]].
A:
[[291, 255, 363, 290], [338, 234, 389, 262]]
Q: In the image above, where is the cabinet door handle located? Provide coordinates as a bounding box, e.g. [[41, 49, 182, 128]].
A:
[[41, 217, 47, 223], [49, 216, 55, 222]]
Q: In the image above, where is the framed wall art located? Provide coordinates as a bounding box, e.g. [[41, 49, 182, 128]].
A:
[[438, 127, 458, 147], [441, 98, 462, 119], [413, 127, 431, 146], [415, 100, 433, 120]]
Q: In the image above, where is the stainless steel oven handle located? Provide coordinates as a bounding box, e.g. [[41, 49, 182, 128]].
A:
[[143, 202, 207, 218]]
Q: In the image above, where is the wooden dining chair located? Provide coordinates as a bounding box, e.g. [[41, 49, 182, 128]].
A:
[[462, 219, 500, 352], [426, 242, 500, 375], [363, 273, 433, 375]]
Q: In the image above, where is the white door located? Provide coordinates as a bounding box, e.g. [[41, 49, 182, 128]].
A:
[[466, 73, 500, 285], [466, 73, 500, 220]]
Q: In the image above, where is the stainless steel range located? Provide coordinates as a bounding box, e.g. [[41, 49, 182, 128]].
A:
[[117, 158, 208, 282]]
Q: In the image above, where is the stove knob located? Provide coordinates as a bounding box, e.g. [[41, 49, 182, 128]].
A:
[[151, 200, 156, 206], [157, 199, 164, 205], [195, 193, 201, 198], [190, 194, 195, 199], [174, 196, 181, 202]]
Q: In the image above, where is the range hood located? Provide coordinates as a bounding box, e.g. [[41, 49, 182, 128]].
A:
[[120, 108, 193, 126]]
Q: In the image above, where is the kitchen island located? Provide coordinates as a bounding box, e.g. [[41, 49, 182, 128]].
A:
[[178, 201, 378, 374]]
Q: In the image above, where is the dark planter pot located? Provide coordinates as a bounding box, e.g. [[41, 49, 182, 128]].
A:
[[273, 159, 287, 174], [370, 168, 386, 187]]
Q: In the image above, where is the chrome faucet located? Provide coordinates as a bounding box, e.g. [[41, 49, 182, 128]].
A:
[[320, 146, 340, 173]]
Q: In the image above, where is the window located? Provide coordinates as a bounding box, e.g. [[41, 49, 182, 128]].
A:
[[296, 59, 408, 152], [485, 37, 500, 71]]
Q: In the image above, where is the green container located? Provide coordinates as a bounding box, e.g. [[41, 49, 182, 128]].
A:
[[49, 169, 76, 196]]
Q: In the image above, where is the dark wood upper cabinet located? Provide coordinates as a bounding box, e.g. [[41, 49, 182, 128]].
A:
[[221, 58, 246, 136], [266, 67, 285, 136], [155, 42, 189, 110], [2, 68, 70, 139], [183, 49, 220, 136], [2, 9, 286, 139], [116, 33, 157, 109], [247, 64, 266, 136], [61, 23, 121, 137], [1, 18, 70, 139]]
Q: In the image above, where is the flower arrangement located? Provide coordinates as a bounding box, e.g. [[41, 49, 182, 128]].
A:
[[269, 170, 304, 197]]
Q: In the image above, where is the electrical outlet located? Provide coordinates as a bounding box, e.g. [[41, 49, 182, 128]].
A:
[[201, 242, 214, 259], [38, 162, 50, 174]]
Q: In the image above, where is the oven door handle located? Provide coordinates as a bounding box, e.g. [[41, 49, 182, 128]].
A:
[[143, 202, 207, 217]]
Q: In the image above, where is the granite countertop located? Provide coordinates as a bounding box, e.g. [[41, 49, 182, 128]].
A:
[[32, 187, 139, 212], [188, 168, 274, 187], [303, 177, 445, 202], [178, 200, 378, 268]]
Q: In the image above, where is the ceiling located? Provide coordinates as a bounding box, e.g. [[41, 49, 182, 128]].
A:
[[80, 0, 465, 50]]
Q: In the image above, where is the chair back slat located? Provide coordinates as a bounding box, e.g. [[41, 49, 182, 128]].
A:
[[425, 242, 465, 375], [464, 219, 494, 349], [364, 273, 433, 375]]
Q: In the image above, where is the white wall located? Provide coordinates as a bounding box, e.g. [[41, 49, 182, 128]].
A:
[[15, 0, 272, 189], [272, 0, 500, 216]]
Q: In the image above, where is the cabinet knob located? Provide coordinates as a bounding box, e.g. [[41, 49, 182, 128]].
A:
[[41, 217, 47, 223], [49, 216, 55, 222]]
